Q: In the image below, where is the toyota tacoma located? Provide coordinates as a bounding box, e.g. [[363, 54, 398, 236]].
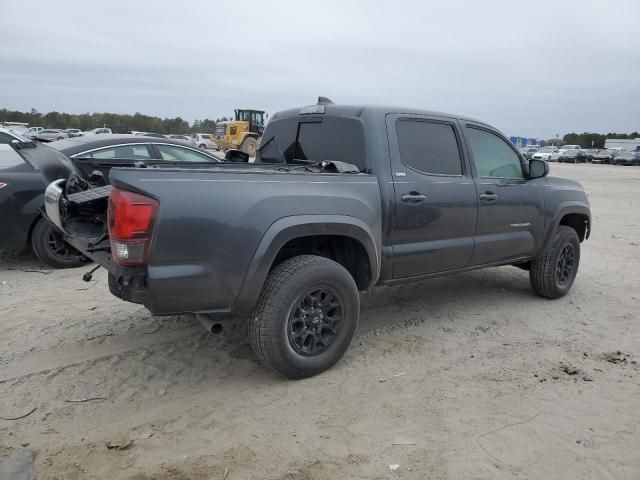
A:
[[44, 99, 591, 379]]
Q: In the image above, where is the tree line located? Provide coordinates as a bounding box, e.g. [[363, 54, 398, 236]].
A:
[[2, 108, 637, 146], [550, 131, 640, 149], [0, 108, 231, 134]]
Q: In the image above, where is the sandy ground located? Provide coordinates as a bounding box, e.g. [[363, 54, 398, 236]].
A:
[[1, 163, 639, 480]]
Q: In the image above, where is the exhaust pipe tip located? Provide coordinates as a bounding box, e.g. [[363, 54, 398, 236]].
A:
[[197, 314, 224, 336]]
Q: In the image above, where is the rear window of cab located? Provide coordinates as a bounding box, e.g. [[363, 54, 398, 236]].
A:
[[258, 116, 366, 172]]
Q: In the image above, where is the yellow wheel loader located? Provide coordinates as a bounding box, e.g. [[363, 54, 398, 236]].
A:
[[214, 109, 266, 156]]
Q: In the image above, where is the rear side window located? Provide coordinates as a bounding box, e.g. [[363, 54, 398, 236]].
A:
[[396, 120, 463, 175], [258, 117, 366, 171], [83, 145, 151, 160]]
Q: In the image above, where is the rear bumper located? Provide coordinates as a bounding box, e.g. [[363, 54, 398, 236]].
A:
[[44, 178, 237, 317]]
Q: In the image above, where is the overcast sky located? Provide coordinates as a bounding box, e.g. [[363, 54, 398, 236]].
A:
[[1, 0, 638, 138]]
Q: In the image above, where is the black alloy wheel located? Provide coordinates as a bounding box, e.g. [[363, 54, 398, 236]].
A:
[[555, 244, 575, 287], [287, 287, 343, 356]]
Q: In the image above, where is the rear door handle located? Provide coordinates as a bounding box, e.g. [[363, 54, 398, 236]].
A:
[[479, 192, 498, 201], [401, 192, 427, 204]]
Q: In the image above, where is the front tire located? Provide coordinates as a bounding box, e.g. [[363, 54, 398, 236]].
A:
[[31, 217, 87, 268], [198, 143, 207, 149], [529, 226, 580, 299], [249, 255, 359, 379], [241, 137, 258, 157]]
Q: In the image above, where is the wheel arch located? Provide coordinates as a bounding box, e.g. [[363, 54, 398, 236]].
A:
[[234, 215, 380, 314], [543, 203, 591, 252]]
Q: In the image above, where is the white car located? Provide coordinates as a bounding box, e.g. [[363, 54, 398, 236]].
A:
[[86, 128, 112, 135], [558, 144, 581, 153], [191, 133, 216, 149], [25, 126, 43, 138], [532, 146, 558, 161], [35, 129, 68, 141]]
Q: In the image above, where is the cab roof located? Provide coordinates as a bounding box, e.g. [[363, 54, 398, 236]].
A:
[[270, 102, 487, 126]]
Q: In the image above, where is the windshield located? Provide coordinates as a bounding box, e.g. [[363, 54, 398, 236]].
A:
[[237, 110, 265, 126]]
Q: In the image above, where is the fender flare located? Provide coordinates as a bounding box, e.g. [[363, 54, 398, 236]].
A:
[[234, 215, 380, 314], [542, 202, 591, 252]]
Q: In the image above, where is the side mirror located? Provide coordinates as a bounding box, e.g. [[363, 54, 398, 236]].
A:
[[528, 159, 549, 179]]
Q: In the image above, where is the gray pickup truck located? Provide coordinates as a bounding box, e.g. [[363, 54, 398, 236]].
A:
[[45, 99, 591, 379]]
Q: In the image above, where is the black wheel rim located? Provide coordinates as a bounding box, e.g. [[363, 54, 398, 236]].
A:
[[287, 287, 343, 356], [45, 228, 78, 259], [555, 243, 575, 286]]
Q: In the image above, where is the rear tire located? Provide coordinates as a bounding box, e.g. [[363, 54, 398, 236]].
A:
[[198, 144, 206, 149], [249, 255, 359, 379], [31, 217, 87, 269], [529, 225, 580, 299], [241, 137, 258, 157]]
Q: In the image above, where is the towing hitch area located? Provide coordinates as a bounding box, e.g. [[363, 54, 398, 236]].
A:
[[82, 264, 102, 282]]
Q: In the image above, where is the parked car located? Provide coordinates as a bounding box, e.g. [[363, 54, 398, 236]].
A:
[[0, 140, 87, 266], [45, 100, 591, 379], [86, 128, 112, 135], [0, 136, 221, 267], [548, 151, 563, 162], [34, 129, 68, 142], [531, 146, 557, 161], [591, 149, 618, 164], [518, 146, 539, 160], [611, 151, 640, 166], [48, 135, 221, 179], [168, 135, 191, 141], [26, 126, 43, 138], [191, 133, 216, 149], [65, 129, 83, 138], [581, 149, 599, 162], [558, 150, 587, 163], [559, 144, 581, 152]]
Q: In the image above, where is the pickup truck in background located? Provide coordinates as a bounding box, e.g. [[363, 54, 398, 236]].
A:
[[45, 99, 591, 379]]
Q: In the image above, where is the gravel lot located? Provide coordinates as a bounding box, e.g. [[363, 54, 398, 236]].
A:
[[1, 163, 639, 480]]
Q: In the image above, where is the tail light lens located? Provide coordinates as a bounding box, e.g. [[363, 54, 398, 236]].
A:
[[107, 188, 159, 265]]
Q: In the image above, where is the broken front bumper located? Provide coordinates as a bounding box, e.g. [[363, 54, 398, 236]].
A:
[[44, 179, 66, 233]]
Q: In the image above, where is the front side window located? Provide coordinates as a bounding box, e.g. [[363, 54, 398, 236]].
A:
[[396, 120, 463, 176], [84, 145, 151, 160], [465, 127, 523, 179], [156, 145, 217, 162]]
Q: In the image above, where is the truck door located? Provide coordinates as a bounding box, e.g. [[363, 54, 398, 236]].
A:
[[461, 123, 545, 265], [387, 115, 478, 278]]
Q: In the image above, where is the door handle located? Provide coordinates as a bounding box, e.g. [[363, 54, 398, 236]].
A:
[[479, 192, 498, 201], [401, 192, 427, 204]]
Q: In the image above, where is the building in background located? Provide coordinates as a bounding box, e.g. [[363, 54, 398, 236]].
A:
[[604, 138, 640, 151], [510, 136, 543, 147]]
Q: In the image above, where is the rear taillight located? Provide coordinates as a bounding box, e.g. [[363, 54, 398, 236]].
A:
[[107, 188, 158, 265], [0, 182, 7, 189]]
